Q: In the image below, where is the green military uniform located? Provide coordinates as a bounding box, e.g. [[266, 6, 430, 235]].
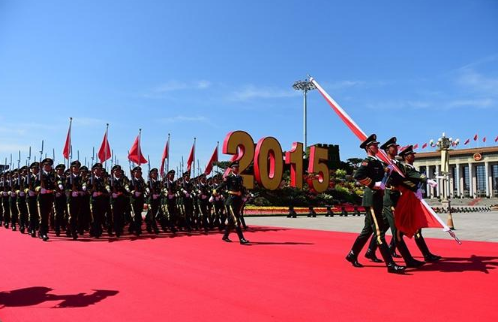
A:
[[17, 167, 29, 233], [163, 170, 179, 233], [345, 134, 405, 274], [215, 162, 249, 244], [145, 168, 161, 234], [54, 164, 67, 236], [109, 165, 130, 237], [129, 166, 146, 236], [90, 163, 108, 238], [1, 172, 11, 228], [36, 158, 56, 241]]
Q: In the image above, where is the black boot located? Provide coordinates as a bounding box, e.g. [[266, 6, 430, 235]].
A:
[[378, 243, 405, 274], [365, 249, 383, 263], [415, 236, 441, 262], [236, 226, 249, 244], [389, 239, 401, 258], [397, 237, 425, 268], [346, 250, 363, 268]]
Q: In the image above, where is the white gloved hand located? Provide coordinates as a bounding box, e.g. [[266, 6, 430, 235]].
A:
[[41, 188, 47, 194], [209, 196, 214, 203], [427, 179, 438, 188], [29, 190, 36, 197], [82, 185, 87, 191], [55, 192, 61, 197], [415, 189, 423, 200], [112, 193, 118, 198], [58, 184, 64, 190], [374, 181, 386, 190], [72, 191, 79, 197]]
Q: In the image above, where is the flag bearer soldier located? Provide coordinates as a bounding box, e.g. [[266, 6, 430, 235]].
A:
[[130, 166, 146, 236], [180, 171, 195, 231], [164, 170, 178, 233], [66, 161, 84, 240], [90, 163, 108, 238], [17, 166, 29, 234], [398, 145, 441, 262], [109, 165, 130, 237], [54, 164, 67, 236], [345, 134, 405, 274], [214, 161, 249, 244], [9, 170, 19, 231], [197, 174, 211, 233], [79, 166, 92, 235], [1, 171, 11, 228], [36, 158, 56, 241], [26, 162, 40, 237], [145, 168, 161, 234], [363, 137, 424, 268]]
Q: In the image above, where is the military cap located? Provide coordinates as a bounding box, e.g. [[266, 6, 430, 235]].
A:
[[55, 164, 65, 170], [399, 145, 416, 158], [42, 158, 54, 166], [149, 168, 158, 174], [380, 137, 399, 150], [167, 169, 175, 175], [30, 162, 40, 169], [183, 171, 190, 177], [132, 166, 142, 172], [80, 166, 89, 172], [71, 160, 81, 168], [230, 161, 240, 168], [359, 134, 379, 149], [112, 165, 122, 172], [92, 163, 103, 170], [20, 166, 28, 171]]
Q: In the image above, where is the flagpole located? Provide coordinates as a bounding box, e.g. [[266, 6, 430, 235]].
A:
[[104, 123, 109, 170], [166, 133, 170, 179], [138, 129, 142, 166]]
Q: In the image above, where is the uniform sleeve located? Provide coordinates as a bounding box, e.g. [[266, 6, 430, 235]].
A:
[[354, 160, 375, 189]]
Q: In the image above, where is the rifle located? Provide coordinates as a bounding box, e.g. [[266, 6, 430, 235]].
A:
[[39, 140, 44, 189], [17, 151, 21, 187]]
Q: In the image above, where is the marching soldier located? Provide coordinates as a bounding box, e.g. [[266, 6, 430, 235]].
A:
[[26, 162, 40, 237], [345, 134, 405, 274], [79, 166, 92, 235], [1, 171, 11, 228], [129, 166, 146, 236], [109, 165, 130, 237], [54, 164, 67, 236], [398, 145, 441, 262], [9, 170, 19, 231], [164, 170, 178, 233], [197, 174, 211, 233], [214, 161, 249, 245], [36, 158, 56, 241], [17, 166, 29, 234], [145, 168, 161, 234], [210, 175, 226, 231], [181, 171, 194, 231], [66, 160, 84, 240], [364, 137, 425, 268], [90, 163, 108, 238]]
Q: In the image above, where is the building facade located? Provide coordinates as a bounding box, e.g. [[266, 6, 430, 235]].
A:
[[413, 146, 498, 199]]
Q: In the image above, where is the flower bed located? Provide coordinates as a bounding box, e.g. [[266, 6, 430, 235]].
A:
[[243, 205, 365, 216]]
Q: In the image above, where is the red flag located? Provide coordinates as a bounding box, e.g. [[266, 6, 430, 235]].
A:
[[474, 134, 478, 141], [413, 144, 419, 149], [422, 143, 428, 149], [160, 139, 169, 177], [186, 140, 195, 173], [483, 137, 487, 143], [98, 125, 111, 163], [464, 139, 470, 145], [62, 118, 72, 159], [128, 134, 147, 165], [395, 186, 444, 238], [495, 136, 498, 143], [204, 145, 219, 175]]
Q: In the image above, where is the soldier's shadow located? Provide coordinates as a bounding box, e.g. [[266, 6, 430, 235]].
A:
[[417, 255, 498, 274], [248, 241, 314, 246], [0, 287, 119, 308]]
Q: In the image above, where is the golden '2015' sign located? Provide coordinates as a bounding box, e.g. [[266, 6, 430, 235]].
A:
[[223, 131, 330, 193]]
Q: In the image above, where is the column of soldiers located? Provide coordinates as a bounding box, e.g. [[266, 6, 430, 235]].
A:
[[346, 134, 441, 274], [0, 158, 250, 244]]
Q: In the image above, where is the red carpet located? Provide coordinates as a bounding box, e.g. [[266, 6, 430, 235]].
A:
[[1, 226, 497, 322]]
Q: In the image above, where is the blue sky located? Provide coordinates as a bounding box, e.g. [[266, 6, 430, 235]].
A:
[[0, 0, 497, 172]]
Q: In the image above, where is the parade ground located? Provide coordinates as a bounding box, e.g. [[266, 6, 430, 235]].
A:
[[1, 211, 497, 322]]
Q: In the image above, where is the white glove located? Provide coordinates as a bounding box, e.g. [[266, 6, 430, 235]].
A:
[[112, 193, 118, 198], [427, 179, 438, 188], [134, 191, 141, 197], [72, 191, 79, 197], [415, 189, 423, 200], [58, 184, 64, 190], [55, 192, 61, 197], [209, 196, 214, 203], [82, 185, 87, 191], [92, 192, 99, 197], [41, 188, 47, 194], [29, 190, 36, 197], [374, 181, 385, 190]]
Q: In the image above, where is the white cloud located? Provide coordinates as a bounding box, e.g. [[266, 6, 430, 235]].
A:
[[151, 80, 211, 94], [158, 115, 209, 123], [227, 85, 299, 102], [457, 68, 498, 97], [447, 98, 495, 108]]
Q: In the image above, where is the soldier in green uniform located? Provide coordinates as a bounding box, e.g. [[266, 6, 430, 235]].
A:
[[90, 163, 108, 238], [26, 162, 40, 237], [109, 165, 130, 237], [145, 167, 161, 234], [345, 134, 405, 274], [164, 170, 178, 233], [36, 158, 56, 241], [214, 161, 249, 245], [17, 166, 29, 234], [79, 165, 92, 235], [197, 174, 211, 233], [54, 164, 67, 236], [398, 145, 441, 262], [364, 137, 425, 268], [9, 170, 19, 231], [181, 171, 194, 232], [210, 175, 226, 231], [1, 171, 11, 228], [66, 160, 84, 240], [130, 166, 146, 236]]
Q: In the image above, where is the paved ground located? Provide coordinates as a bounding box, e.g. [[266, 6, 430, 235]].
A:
[[245, 211, 498, 243]]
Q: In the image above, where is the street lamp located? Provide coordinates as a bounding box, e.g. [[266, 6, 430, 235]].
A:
[[292, 79, 316, 155], [435, 132, 459, 229]]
